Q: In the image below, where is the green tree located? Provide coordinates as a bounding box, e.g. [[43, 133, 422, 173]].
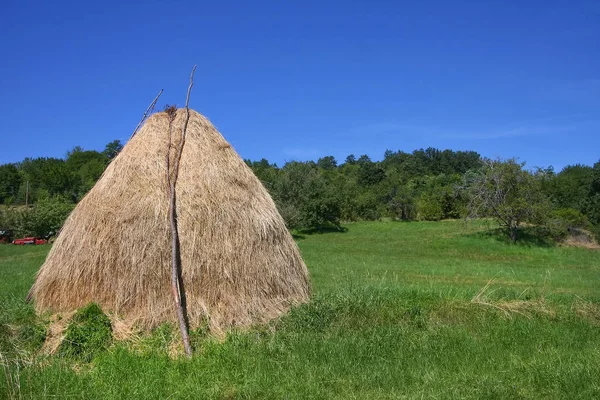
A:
[[0, 164, 22, 204], [18, 157, 78, 203], [585, 160, 600, 228], [357, 155, 386, 186], [546, 164, 593, 211], [591, 160, 600, 194], [377, 170, 417, 221], [26, 196, 75, 237], [103, 140, 124, 161], [385, 184, 417, 220], [246, 158, 279, 191], [465, 158, 551, 243], [317, 156, 337, 170], [0, 196, 73, 237], [65, 148, 109, 197], [274, 161, 341, 230], [417, 192, 443, 221]]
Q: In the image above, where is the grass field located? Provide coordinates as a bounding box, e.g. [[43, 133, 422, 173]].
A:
[[1, 220, 599, 399]]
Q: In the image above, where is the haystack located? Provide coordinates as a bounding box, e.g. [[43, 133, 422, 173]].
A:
[[29, 109, 310, 334]]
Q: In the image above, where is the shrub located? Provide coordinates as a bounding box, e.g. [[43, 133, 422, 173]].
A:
[[544, 208, 589, 241], [27, 197, 74, 237], [0, 206, 29, 237], [0, 197, 73, 238], [274, 161, 342, 230], [465, 158, 552, 243], [592, 225, 600, 243], [417, 193, 443, 221], [59, 303, 112, 361]]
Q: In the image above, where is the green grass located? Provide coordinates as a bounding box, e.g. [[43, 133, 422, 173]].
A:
[[1, 221, 599, 399]]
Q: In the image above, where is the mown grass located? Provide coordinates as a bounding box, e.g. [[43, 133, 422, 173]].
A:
[[1, 220, 599, 399]]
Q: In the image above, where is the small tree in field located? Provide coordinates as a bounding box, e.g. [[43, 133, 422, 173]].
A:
[[465, 158, 550, 243]]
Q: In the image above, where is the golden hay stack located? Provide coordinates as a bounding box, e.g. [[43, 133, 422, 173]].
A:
[[29, 108, 310, 334]]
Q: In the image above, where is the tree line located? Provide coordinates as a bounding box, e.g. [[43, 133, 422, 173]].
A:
[[247, 151, 600, 243], [0, 141, 123, 239], [0, 140, 123, 205], [1, 141, 599, 243]]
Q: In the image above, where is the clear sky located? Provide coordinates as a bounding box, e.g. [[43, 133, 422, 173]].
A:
[[1, 0, 598, 171]]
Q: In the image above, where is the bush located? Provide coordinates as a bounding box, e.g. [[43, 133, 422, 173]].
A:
[[544, 208, 589, 241], [354, 192, 381, 221], [417, 193, 443, 221], [274, 162, 342, 230], [386, 191, 417, 221], [0, 206, 29, 237], [465, 158, 552, 243], [27, 197, 74, 237], [592, 225, 600, 243], [59, 303, 112, 361], [0, 197, 73, 238]]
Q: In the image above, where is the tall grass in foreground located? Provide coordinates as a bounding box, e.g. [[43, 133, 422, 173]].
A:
[[1, 220, 599, 399]]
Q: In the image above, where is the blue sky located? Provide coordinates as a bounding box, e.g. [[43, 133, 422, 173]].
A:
[[1, 0, 598, 171]]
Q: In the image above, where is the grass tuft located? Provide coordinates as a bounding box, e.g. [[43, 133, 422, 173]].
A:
[[58, 303, 112, 361]]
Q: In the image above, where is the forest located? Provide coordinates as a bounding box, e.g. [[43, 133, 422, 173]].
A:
[[0, 139, 599, 244]]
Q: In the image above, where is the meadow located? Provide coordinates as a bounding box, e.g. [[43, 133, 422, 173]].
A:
[[1, 220, 599, 399]]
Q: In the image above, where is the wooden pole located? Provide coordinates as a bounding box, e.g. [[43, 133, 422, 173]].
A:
[[166, 65, 197, 357], [131, 89, 164, 139]]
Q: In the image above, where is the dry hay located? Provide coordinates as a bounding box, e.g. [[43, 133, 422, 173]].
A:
[[470, 278, 553, 319], [571, 297, 600, 325], [562, 229, 600, 250], [40, 311, 75, 355], [29, 109, 310, 336]]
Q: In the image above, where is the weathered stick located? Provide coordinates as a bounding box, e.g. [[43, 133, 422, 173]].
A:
[[131, 89, 164, 138], [167, 65, 196, 357]]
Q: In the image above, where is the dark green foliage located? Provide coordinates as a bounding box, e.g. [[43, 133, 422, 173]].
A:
[[2, 140, 599, 239], [244, 158, 279, 190], [536, 160, 600, 241], [591, 225, 600, 243], [416, 174, 463, 220], [18, 157, 77, 203], [317, 155, 337, 170], [545, 164, 593, 211], [383, 148, 480, 178], [65, 148, 109, 198], [102, 140, 124, 161], [0, 141, 119, 206], [59, 303, 112, 361], [274, 161, 342, 230], [0, 164, 22, 204], [356, 155, 386, 186], [385, 185, 417, 220], [591, 160, 600, 194], [584, 160, 600, 228]]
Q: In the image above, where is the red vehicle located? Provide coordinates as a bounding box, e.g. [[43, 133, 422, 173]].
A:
[[12, 237, 48, 245]]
